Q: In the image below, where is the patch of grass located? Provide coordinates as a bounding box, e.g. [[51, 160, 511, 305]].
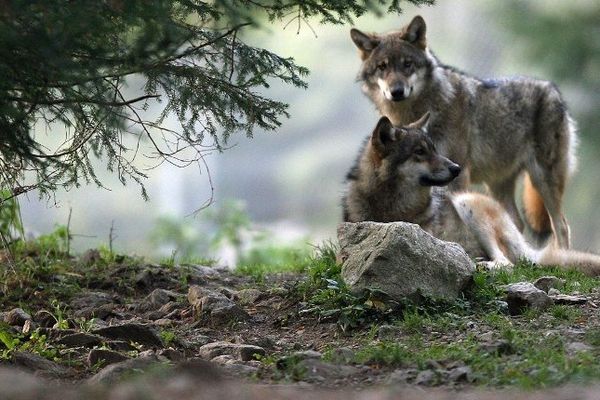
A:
[[159, 330, 177, 347], [489, 259, 599, 294], [354, 326, 600, 388], [549, 304, 582, 323]]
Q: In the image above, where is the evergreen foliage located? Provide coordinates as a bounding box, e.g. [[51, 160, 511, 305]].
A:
[[0, 0, 432, 202]]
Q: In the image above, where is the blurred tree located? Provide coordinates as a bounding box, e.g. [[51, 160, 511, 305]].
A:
[[0, 0, 432, 204], [497, 1, 600, 144]]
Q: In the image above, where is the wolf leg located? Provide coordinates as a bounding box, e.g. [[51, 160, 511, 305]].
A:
[[527, 165, 571, 249], [488, 174, 523, 232]]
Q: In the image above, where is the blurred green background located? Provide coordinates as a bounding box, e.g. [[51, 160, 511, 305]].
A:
[[17, 0, 600, 262]]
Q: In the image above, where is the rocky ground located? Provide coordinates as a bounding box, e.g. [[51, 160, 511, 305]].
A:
[[2, 243, 600, 398]]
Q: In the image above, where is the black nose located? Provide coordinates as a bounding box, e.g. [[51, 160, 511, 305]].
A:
[[390, 84, 405, 101], [449, 164, 461, 177]]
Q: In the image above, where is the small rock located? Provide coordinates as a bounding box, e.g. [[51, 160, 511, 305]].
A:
[[328, 347, 355, 364], [21, 319, 35, 335], [56, 333, 104, 348], [478, 331, 494, 341], [194, 294, 250, 326], [210, 354, 236, 365], [153, 318, 174, 327], [448, 366, 473, 383], [221, 363, 259, 376], [387, 368, 419, 384], [187, 285, 212, 305], [236, 289, 263, 306], [81, 249, 102, 265], [71, 291, 116, 310], [378, 324, 402, 339], [480, 340, 514, 356], [87, 356, 160, 385], [106, 340, 138, 351], [73, 303, 117, 320], [198, 342, 265, 362], [549, 294, 587, 305], [158, 348, 185, 362], [505, 282, 553, 315], [134, 268, 154, 288], [291, 350, 322, 360], [567, 342, 593, 353], [4, 308, 32, 327], [414, 369, 437, 386], [137, 289, 181, 312], [533, 276, 565, 293], [87, 349, 130, 367], [93, 323, 163, 347], [12, 351, 71, 378], [33, 310, 57, 328]]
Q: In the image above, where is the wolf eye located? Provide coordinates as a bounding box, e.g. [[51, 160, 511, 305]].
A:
[[403, 60, 413, 68], [414, 148, 426, 156], [377, 61, 387, 71]]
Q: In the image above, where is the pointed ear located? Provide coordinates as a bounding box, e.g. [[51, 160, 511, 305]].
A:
[[371, 116, 395, 157], [407, 112, 431, 131], [350, 28, 380, 60], [402, 16, 427, 49]]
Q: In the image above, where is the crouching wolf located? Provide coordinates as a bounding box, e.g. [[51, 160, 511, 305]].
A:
[[350, 16, 577, 249], [343, 115, 600, 275]]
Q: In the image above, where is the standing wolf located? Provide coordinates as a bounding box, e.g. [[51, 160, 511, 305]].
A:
[[343, 115, 600, 275], [350, 16, 577, 249]]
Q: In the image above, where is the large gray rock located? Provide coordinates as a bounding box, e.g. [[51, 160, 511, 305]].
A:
[[338, 222, 475, 301]]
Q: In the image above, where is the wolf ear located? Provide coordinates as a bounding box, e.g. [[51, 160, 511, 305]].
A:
[[371, 116, 395, 157], [350, 28, 380, 60], [407, 112, 431, 131], [402, 16, 427, 49]]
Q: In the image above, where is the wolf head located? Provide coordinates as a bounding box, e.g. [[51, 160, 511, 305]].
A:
[[369, 113, 461, 186], [351, 16, 432, 102]]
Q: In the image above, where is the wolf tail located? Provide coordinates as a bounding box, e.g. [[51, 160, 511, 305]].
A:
[[522, 173, 552, 236], [532, 245, 600, 277]]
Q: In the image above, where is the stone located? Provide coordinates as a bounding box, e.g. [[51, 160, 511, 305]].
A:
[[328, 347, 355, 364], [71, 291, 116, 310], [73, 303, 117, 320], [33, 310, 57, 328], [549, 294, 587, 305], [378, 324, 403, 339], [12, 351, 71, 378], [4, 308, 32, 327], [415, 369, 437, 386], [87, 349, 130, 367], [235, 289, 263, 306], [56, 333, 104, 348], [338, 222, 475, 301], [533, 276, 566, 293], [187, 285, 213, 305], [548, 288, 561, 296], [158, 349, 185, 362], [505, 282, 554, 315], [87, 356, 160, 385], [194, 294, 250, 326], [137, 289, 181, 312], [480, 340, 514, 356], [448, 366, 473, 383], [92, 323, 163, 347], [81, 249, 102, 265], [198, 342, 265, 361], [566, 342, 593, 353], [387, 368, 419, 384]]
